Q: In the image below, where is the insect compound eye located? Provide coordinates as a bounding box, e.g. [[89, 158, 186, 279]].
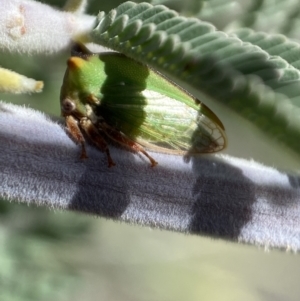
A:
[[61, 98, 76, 114]]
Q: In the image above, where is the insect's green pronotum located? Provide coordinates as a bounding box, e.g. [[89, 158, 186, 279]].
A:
[[60, 44, 227, 167]]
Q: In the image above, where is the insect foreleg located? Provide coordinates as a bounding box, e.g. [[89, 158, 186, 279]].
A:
[[65, 115, 88, 159], [79, 118, 116, 167]]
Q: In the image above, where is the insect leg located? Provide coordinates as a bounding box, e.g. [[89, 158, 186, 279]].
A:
[[79, 118, 116, 167], [86, 94, 100, 105], [65, 115, 88, 159], [102, 123, 158, 167]]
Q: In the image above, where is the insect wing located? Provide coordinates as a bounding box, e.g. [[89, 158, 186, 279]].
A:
[[97, 53, 226, 155], [135, 89, 226, 154]]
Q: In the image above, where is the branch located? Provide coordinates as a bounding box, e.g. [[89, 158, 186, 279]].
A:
[[0, 0, 94, 54], [1, 101, 300, 251]]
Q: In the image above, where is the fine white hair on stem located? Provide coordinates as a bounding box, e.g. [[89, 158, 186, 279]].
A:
[[0, 0, 95, 54], [1, 101, 300, 251], [0, 67, 43, 93]]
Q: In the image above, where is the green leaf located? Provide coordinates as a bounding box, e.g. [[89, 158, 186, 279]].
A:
[[231, 28, 300, 104]]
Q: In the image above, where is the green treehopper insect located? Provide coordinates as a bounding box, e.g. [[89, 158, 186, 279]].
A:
[[60, 44, 227, 167]]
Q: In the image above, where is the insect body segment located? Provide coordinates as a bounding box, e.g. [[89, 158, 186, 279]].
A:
[[60, 45, 226, 167]]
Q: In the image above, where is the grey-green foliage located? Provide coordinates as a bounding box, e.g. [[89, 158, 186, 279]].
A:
[[151, 0, 205, 16], [91, 1, 300, 157], [231, 28, 300, 103], [0, 199, 91, 300], [222, 0, 300, 39], [152, 0, 300, 38]]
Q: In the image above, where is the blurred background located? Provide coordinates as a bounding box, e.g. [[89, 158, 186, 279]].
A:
[[1, 0, 300, 300]]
